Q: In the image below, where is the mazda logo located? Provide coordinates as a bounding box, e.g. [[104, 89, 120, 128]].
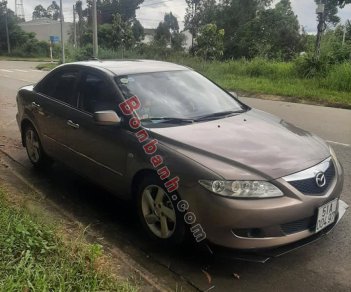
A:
[[315, 172, 326, 188]]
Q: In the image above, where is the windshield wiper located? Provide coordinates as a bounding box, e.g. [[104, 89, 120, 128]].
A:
[[195, 110, 245, 121], [140, 117, 195, 124]]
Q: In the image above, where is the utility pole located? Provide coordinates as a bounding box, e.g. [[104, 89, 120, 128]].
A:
[[73, 5, 77, 48], [342, 21, 347, 46], [3, 1, 11, 54], [92, 0, 98, 58], [315, 2, 326, 59], [190, 0, 200, 53], [59, 0, 65, 63]]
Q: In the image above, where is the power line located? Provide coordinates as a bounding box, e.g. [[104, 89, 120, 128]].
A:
[[140, 0, 173, 7]]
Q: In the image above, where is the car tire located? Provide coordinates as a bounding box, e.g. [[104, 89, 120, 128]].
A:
[[136, 174, 186, 245], [24, 124, 52, 169]]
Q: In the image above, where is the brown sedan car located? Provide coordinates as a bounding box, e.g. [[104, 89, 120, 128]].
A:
[[16, 60, 348, 251]]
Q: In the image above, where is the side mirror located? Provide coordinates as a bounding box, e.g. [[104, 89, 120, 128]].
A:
[[93, 110, 121, 126]]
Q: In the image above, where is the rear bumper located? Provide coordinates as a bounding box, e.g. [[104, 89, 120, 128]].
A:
[[208, 200, 348, 263]]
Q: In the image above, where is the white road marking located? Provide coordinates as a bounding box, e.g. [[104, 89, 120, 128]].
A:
[[0, 74, 33, 82], [326, 140, 350, 147], [0, 69, 13, 73], [5, 119, 16, 127], [15, 69, 28, 72], [0, 119, 17, 129], [30, 69, 42, 72]]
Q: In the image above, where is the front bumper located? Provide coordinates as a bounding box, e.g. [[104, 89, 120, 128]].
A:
[[209, 200, 348, 263], [180, 157, 345, 250]]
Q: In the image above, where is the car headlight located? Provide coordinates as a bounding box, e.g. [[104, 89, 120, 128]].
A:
[[198, 180, 283, 199]]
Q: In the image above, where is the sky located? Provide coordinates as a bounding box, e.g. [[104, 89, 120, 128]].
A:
[[8, 0, 351, 33]]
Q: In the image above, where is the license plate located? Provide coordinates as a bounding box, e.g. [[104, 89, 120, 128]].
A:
[[315, 199, 338, 233]]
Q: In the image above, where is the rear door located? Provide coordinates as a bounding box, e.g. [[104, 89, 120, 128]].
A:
[[34, 68, 80, 162]]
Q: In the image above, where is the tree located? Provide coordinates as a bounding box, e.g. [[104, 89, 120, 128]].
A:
[[118, 0, 144, 22], [155, 12, 184, 50], [155, 21, 171, 46], [111, 13, 134, 49], [132, 19, 144, 42], [339, 20, 351, 42], [314, 0, 350, 58], [184, 0, 217, 49], [32, 5, 50, 20], [98, 0, 144, 24], [337, 0, 351, 6], [1, 6, 49, 56], [74, 0, 87, 47], [171, 32, 186, 51], [98, 23, 114, 48], [238, 0, 304, 60], [314, 0, 339, 26], [195, 23, 224, 60], [164, 12, 179, 33], [216, 0, 273, 57], [47, 1, 60, 21]]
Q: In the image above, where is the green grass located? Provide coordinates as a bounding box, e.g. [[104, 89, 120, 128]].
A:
[[173, 57, 351, 109], [0, 188, 138, 291], [204, 70, 351, 108]]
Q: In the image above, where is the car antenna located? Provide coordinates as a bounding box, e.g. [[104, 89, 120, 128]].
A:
[[89, 56, 102, 62]]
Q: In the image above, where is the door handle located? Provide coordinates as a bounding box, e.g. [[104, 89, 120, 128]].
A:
[[31, 102, 41, 109], [67, 120, 80, 129]]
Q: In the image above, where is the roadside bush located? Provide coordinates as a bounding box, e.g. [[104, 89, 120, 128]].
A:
[[323, 42, 351, 64], [65, 45, 93, 62], [242, 58, 276, 77], [135, 41, 174, 59], [322, 62, 351, 92], [203, 58, 295, 80], [293, 54, 330, 78], [10, 39, 49, 58]]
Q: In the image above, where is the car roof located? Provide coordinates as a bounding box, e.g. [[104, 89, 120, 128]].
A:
[[70, 59, 190, 75]]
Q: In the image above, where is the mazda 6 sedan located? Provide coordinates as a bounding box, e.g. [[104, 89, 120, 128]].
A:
[[16, 60, 348, 251]]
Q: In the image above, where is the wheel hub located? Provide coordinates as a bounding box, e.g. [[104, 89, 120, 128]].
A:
[[141, 185, 176, 239]]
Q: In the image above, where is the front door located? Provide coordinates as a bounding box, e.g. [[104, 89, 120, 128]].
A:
[[64, 69, 129, 196]]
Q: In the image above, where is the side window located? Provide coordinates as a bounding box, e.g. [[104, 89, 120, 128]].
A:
[[77, 73, 117, 114], [38, 70, 79, 107]]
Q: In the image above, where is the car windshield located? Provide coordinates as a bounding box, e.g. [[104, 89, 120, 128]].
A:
[[115, 70, 246, 124]]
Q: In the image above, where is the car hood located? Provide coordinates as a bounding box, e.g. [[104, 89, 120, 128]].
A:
[[147, 109, 330, 180]]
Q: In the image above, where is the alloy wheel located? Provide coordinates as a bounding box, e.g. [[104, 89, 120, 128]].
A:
[[141, 185, 176, 239], [25, 128, 41, 163]]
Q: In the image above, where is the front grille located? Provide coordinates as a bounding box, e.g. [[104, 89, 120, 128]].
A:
[[281, 216, 316, 235], [288, 161, 335, 195]]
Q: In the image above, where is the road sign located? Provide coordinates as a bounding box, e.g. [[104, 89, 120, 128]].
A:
[[50, 35, 60, 44]]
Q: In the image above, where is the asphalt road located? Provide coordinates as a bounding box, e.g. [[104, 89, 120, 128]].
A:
[[1, 60, 350, 292]]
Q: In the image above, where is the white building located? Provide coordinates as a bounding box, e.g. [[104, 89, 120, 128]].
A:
[[19, 18, 72, 43]]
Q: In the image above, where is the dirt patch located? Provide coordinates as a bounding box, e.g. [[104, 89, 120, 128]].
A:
[[0, 135, 22, 154]]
